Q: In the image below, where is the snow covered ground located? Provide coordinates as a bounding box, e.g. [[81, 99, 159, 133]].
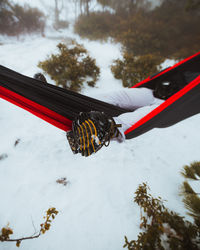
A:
[[0, 10, 200, 250]]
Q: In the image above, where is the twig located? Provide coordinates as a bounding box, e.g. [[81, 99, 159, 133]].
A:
[[3, 232, 41, 242]]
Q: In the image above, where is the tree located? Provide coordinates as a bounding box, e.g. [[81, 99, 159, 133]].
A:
[[96, 0, 109, 11], [54, 0, 62, 25], [53, 0, 69, 30], [79, 0, 92, 16], [96, 0, 150, 14], [71, 0, 79, 18]]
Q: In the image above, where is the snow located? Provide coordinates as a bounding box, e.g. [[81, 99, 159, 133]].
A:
[[1, 5, 200, 250]]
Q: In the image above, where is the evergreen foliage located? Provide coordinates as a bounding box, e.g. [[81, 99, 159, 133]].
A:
[[111, 53, 163, 87], [124, 183, 200, 250], [181, 162, 200, 224], [181, 162, 200, 180], [38, 41, 100, 92]]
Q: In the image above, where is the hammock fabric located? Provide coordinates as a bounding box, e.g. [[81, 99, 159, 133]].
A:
[[0, 51, 200, 140]]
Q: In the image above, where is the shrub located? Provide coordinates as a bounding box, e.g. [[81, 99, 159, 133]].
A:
[[111, 53, 163, 87], [0, 0, 15, 35], [12, 4, 45, 34], [0, 1, 45, 36], [74, 0, 200, 60], [74, 11, 117, 40], [124, 183, 200, 250], [181, 161, 200, 226], [38, 41, 100, 92], [113, 0, 200, 60]]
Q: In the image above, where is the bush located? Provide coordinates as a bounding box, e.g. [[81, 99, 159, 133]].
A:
[[181, 162, 200, 226], [74, 0, 200, 60], [74, 11, 117, 40], [0, 0, 15, 35], [117, 2, 200, 59], [12, 4, 45, 34], [124, 162, 200, 249], [0, 1, 45, 36], [38, 41, 100, 92], [111, 53, 163, 87], [124, 183, 200, 250]]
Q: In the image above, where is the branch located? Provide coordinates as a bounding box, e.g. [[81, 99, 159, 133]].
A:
[[3, 232, 41, 246], [0, 208, 58, 247]]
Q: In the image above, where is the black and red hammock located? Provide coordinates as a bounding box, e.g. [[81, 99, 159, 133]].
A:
[[0, 51, 200, 139]]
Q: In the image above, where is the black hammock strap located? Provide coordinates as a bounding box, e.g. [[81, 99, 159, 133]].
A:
[[0, 65, 129, 131]]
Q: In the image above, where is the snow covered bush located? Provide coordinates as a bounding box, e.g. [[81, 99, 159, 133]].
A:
[[124, 183, 200, 250], [111, 53, 163, 87], [38, 42, 100, 92]]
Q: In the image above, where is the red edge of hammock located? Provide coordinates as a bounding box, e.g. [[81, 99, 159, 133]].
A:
[[132, 51, 200, 88], [124, 51, 200, 136], [1, 51, 200, 136], [125, 75, 200, 135], [0, 86, 72, 132]]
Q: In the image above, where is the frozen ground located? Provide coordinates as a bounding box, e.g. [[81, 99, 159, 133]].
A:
[[0, 18, 200, 250]]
